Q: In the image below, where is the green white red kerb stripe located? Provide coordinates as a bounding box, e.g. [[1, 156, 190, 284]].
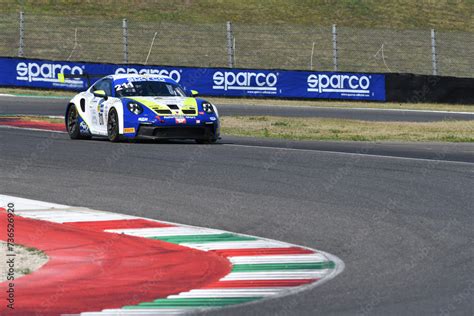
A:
[[2, 195, 343, 315]]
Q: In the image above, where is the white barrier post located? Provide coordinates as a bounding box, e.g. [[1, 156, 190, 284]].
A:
[[431, 29, 438, 76], [123, 18, 128, 63], [226, 21, 234, 68], [332, 24, 338, 72], [18, 11, 24, 57]]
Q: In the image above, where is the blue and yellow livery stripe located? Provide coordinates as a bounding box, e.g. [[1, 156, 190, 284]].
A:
[[127, 97, 198, 116]]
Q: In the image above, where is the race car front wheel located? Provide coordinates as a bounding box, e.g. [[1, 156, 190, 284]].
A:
[[66, 105, 86, 140], [107, 108, 121, 142]]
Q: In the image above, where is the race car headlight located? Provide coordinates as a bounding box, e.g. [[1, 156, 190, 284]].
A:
[[202, 102, 214, 114], [127, 102, 143, 115]]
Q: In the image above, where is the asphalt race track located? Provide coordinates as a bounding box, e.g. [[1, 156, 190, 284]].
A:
[[0, 125, 473, 315], [1, 94, 474, 121]]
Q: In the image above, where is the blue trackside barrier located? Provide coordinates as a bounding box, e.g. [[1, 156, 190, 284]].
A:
[[0, 57, 386, 101]]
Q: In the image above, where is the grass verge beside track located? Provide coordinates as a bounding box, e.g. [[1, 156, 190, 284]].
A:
[[0, 241, 48, 281], [2, 114, 473, 143], [2, 1, 472, 32], [1, 88, 473, 113], [221, 116, 474, 142]]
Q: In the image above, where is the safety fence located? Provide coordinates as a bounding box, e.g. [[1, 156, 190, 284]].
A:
[[0, 12, 473, 78]]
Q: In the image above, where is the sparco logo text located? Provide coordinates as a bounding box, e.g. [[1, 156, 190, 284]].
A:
[[213, 71, 277, 92], [16, 62, 83, 83], [115, 67, 181, 82], [307, 74, 371, 94]]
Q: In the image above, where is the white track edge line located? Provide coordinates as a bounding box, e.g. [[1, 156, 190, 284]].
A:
[[1, 123, 471, 165], [224, 143, 474, 165]]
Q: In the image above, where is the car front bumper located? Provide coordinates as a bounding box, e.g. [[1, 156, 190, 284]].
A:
[[136, 123, 218, 140]]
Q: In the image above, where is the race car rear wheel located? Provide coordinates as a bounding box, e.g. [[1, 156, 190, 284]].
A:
[[66, 105, 85, 140], [107, 108, 121, 142]]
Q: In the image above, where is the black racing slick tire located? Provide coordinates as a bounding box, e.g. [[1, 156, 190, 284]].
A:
[[66, 104, 89, 140], [107, 108, 121, 142]]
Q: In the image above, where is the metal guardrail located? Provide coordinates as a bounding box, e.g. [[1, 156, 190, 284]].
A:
[[0, 11, 473, 78]]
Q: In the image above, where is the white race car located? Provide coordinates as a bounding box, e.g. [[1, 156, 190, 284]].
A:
[[65, 74, 220, 143]]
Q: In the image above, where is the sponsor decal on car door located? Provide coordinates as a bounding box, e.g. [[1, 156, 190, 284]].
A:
[[89, 96, 111, 136]]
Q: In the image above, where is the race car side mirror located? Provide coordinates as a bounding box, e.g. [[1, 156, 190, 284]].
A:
[[93, 90, 108, 100], [191, 90, 199, 97]]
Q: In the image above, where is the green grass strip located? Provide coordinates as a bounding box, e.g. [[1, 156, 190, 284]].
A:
[[150, 233, 257, 244], [122, 297, 261, 308], [232, 261, 336, 272]]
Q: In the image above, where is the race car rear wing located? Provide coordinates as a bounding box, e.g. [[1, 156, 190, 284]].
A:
[[57, 73, 108, 88]]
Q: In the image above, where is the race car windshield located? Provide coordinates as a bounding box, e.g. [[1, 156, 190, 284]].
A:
[[115, 81, 187, 97]]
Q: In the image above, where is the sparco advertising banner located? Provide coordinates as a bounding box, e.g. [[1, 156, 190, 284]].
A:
[[0, 57, 386, 101]]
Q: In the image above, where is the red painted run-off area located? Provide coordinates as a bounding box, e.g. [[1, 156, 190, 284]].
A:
[[0, 214, 231, 315], [0, 118, 66, 132]]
